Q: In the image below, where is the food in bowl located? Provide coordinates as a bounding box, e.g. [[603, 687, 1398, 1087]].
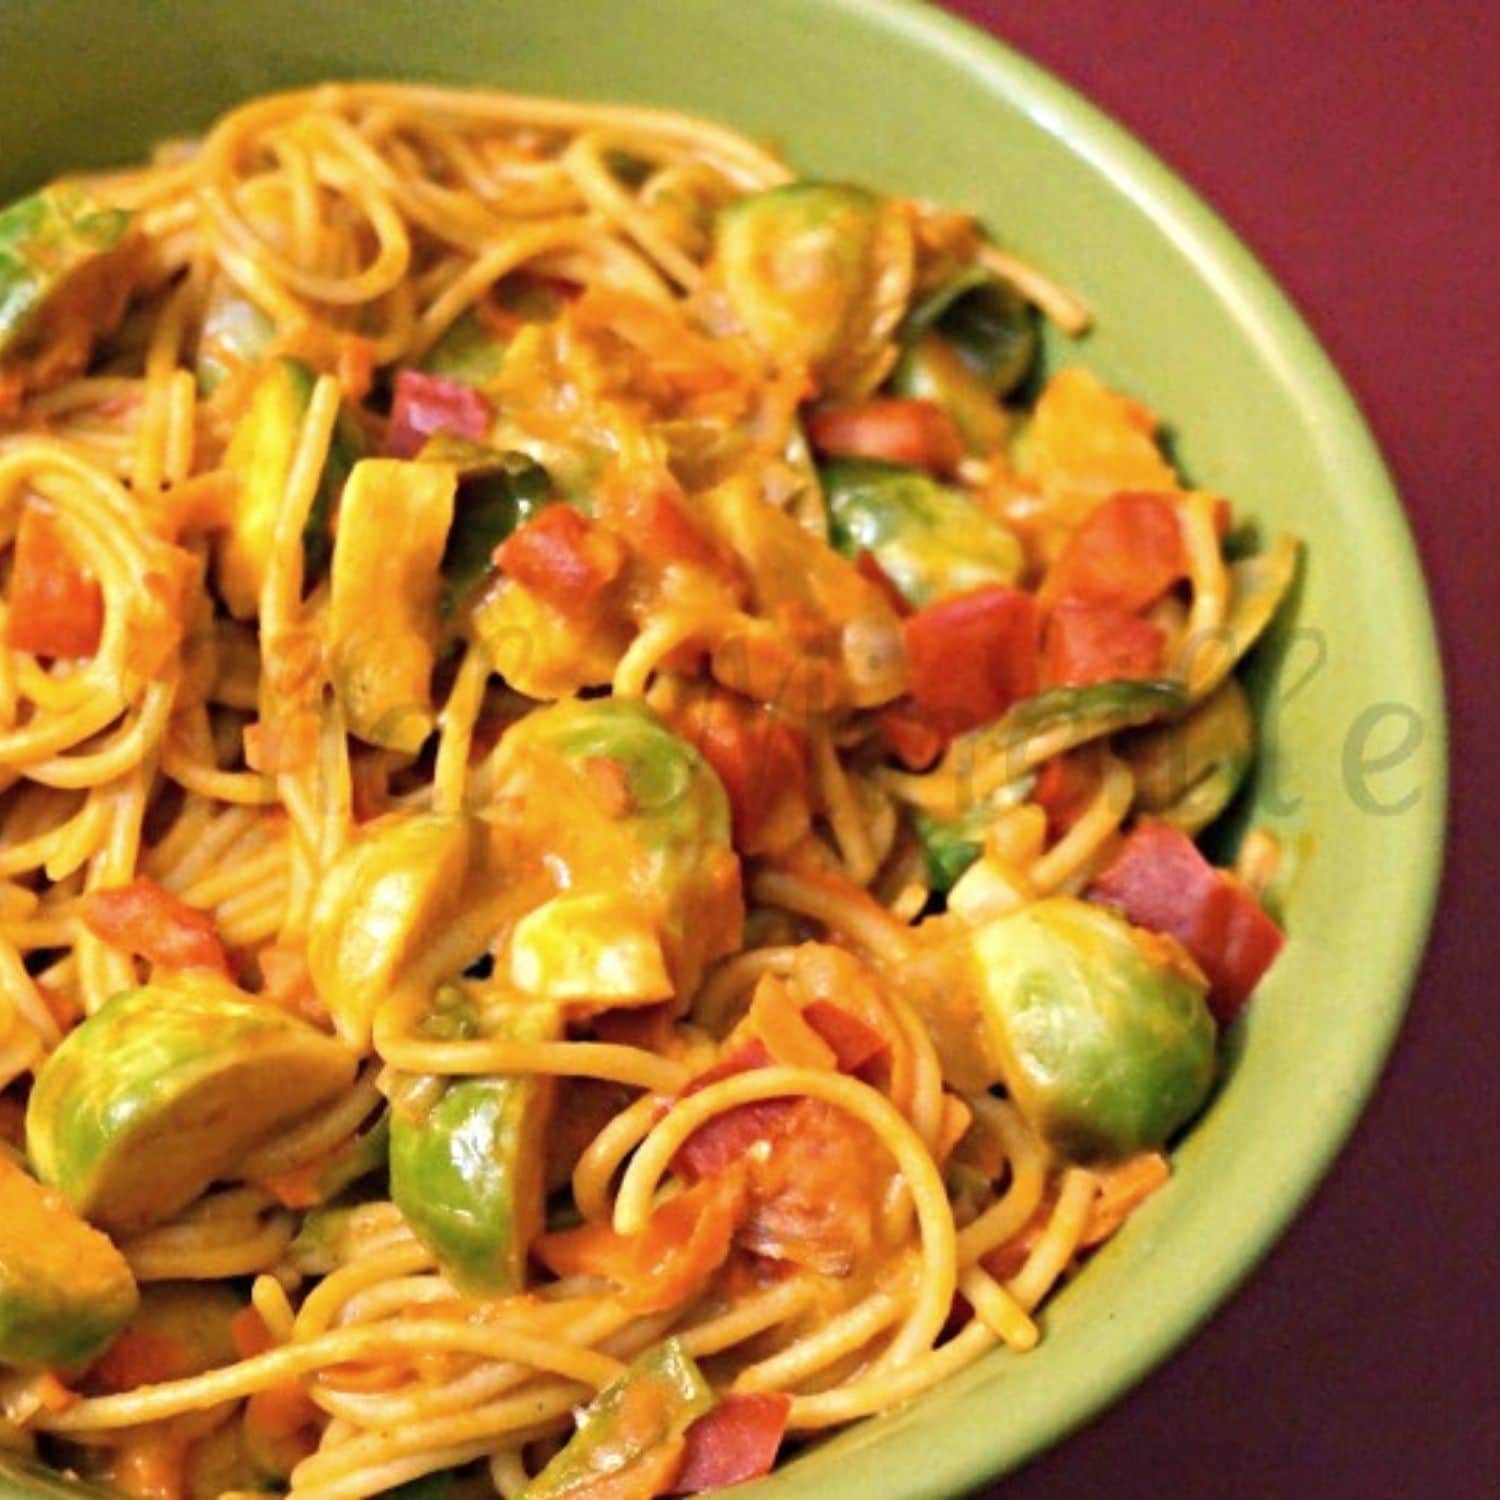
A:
[[0, 82, 1294, 1497]]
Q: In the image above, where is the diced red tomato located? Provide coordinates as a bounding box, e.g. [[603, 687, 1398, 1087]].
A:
[[1042, 492, 1186, 612], [878, 698, 947, 770], [82, 878, 230, 975], [806, 398, 964, 476], [801, 1000, 888, 1074], [737, 1099, 882, 1276], [854, 549, 912, 617], [6, 504, 104, 657], [91, 1327, 193, 1392], [902, 586, 1040, 735], [668, 690, 811, 855], [673, 1394, 791, 1494], [385, 369, 493, 458], [597, 484, 739, 586], [670, 1005, 887, 1276], [1043, 601, 1165, 688], [493, 505, 626, 614], [1088, 821, 1285, 1022], [1032, 754, 1100, 839]]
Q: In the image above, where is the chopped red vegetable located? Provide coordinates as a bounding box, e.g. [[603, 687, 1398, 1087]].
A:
[[1032, 754, 1100, 839], [854, 549, 912, 618], [533, 1171, 746, 1314], [385, 369, 492, 458], [668, 690, 810, 855], [1043, 601, 1165, 687], [902, 585, 1039, 736], [806, 398, 964, 476], [82, 878, 231, 975], [493, 505, 625, 614], [877, 698, 947, 770], [6, 504, 104, 658], [597, 484, 738, 585], [673, 1394, 791, 1494], [1089, 821, 1284, 1021], [801, 1000, 888, 1074], [1043, 492, 1186, 612]]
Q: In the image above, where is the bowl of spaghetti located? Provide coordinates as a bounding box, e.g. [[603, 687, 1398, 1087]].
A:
[[0, 1, 1445, 1497]]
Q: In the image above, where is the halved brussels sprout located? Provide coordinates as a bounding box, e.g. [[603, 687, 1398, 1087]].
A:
[[27, 978, 357, 1233], [420, 308, 508, 387], [1124, 677, 1255, 833], [307, 813, 479, 1051], [941, 679, 1188, 810], [713, 182, 913, 397], [822, 457, 1022, 606], [487, 699, 740, 1005], [390, 996, 559, 1294], [1182, 534, 1299, 701], [0, 185, 138, 398], [419, 436, 552, 615], [0, 1155, 138, 1370], [328, 458, 457, 751], [973, 897, 1217, 1161], [217, 356, 363, 615], [900, 267, 1038, 396], [889, 334, 1009, 454], [522, 1339, 713, 1499]]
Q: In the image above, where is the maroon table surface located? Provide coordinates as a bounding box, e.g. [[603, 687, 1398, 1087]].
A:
[[935, 3, 1498, 1495]]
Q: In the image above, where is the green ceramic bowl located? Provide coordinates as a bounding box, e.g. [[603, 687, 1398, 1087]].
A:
[[0, 1, 1445, 1495]]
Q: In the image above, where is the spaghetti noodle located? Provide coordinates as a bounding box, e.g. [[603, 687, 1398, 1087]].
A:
[[0, 82, 1294, 1498]]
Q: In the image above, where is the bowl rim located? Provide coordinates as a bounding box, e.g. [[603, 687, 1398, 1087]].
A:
[[0, 1, 1447, 1495], [786, 0, 1448, 1487]]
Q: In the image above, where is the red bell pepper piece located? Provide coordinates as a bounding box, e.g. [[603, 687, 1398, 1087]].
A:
[[1043, 601, 1165, 687], [5, 505, 103, 658], [806, 398, 964, 476], [668, 691, 810, 855], [385, 369, 493, 458], [82, 878, 231, 975], [877, 698, 948, 770], [801, 1000, 888, 1074], [902, 585, 1040, 736], [1043, 492, 1186, 612], [1089, 821, 1284, 1022], [1032, 754, 1100, 839], [673, 1394, 791, 1494], [493, 505, 625, 613]]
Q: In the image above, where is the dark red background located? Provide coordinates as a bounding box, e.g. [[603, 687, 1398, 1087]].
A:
[[938, 3, 1498, 1496]]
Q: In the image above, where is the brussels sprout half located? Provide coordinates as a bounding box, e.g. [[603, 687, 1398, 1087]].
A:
[[973, 896, 1217, 1162], [900, 266, 1039, 396], [27, 978, 357, 1234], [822, 456, 1022, 607], [0, 1155, 138, 1370], [0, 185, 137, 392], [713, 182, 913, 398], [390, 998, 560, 1294], [488, 699, 741, 1004], [327, 457, 457, 751], [419, 435, 552, 615], [1182, 534, 1299, 701], [521, 1339, 713, 1499], [307, 813, 479, 1051], [1124, 677, 1255, 833], [217, 356, 363, 615]]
